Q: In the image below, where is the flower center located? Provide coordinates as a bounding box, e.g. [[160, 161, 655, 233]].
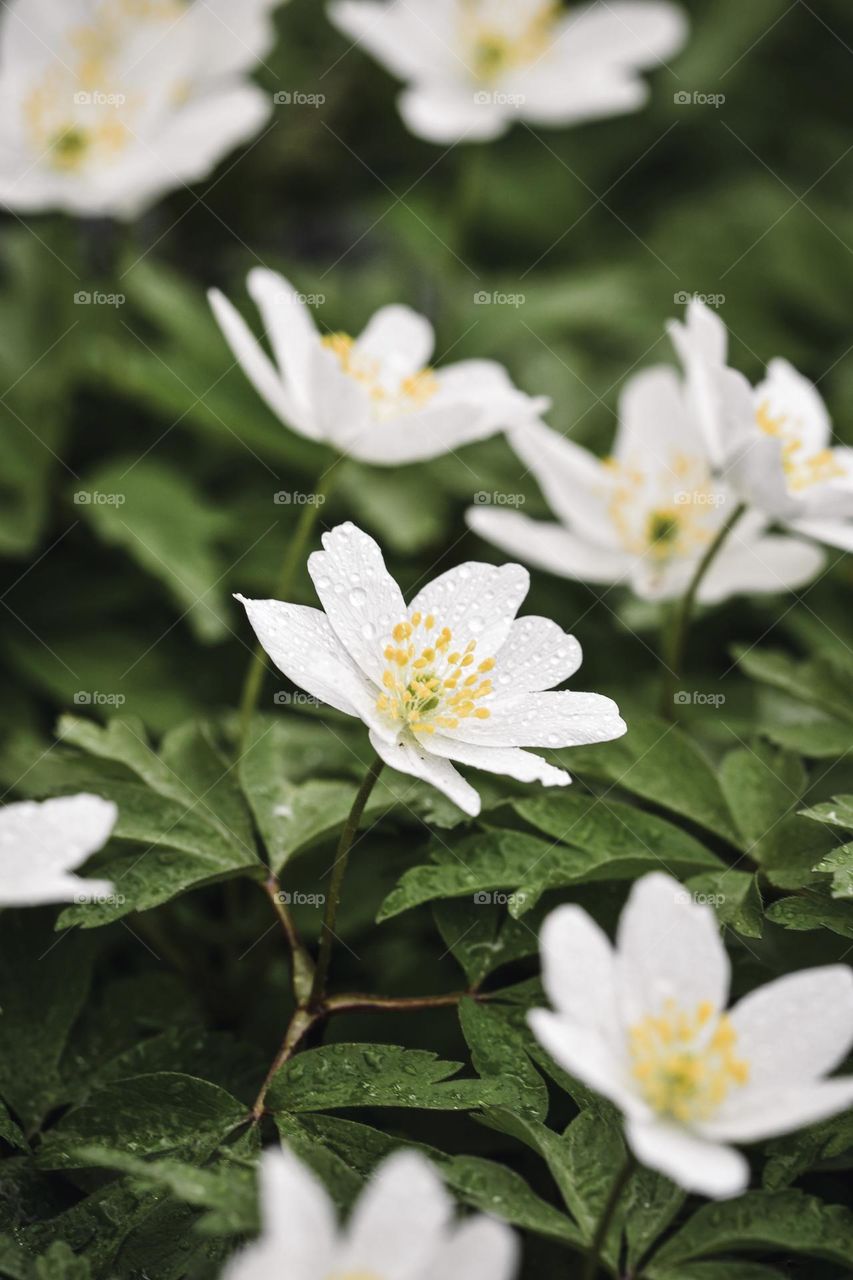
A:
[[603, 454, 719, 561], [629, 1000, 750, 1124], [756, 399, 846, 493], [376, 613, 494, 735], [463, 1, 559, 81], [321, 334, 439, 420]]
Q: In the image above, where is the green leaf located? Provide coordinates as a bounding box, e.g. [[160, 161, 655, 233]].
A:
[[336, 462, 450, 553], [763, 1112, 853, 1191], [74, 456, 231, 642], [458, 998, 548, 1122], [735, 646, 853, 726], [686, 869, 764, 938], [36, 1073, 246, 1171], [565, 716, 741, 846], [648, 1190, 853, 1271], [814, 842, 853, 898], [649, 1265, 789, 1280], [267, 1043, 514, 1113], [54, 716, 262, 926], [800, 795, 853, 832], [34, 1243, 92, 1280], [766, 891, 853, 940], [0, 914, 97, 1134], [433, 897, 541, 987], [379, 821, 718, 921]]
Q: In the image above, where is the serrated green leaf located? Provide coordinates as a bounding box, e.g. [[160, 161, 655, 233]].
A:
[[766, 891, 853, 939], [686, 869, 764, 937], [735, 647, 853, 726], [459, 998, 548, 1122], [433, 897, 541, 986], [814, 842, 853, 898], [267, 1043, 514, 1113], [763, 1111, 853, 1191], [648, 1189, 853, 1270], [801, 795, 853, 832]]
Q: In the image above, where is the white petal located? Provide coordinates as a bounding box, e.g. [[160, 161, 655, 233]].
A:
[[728, 967, 853, 1087], [338, 1151, 451, 1278], [368, 730, 480, 817], [757, 358, 832, 454], [399, 86, 510, 144], [246, 268, 321, 412], [616, 873, 730, 1026], [237, 597, 374, 720], [560, 0, 689, 67], [208, 288, 308, 434], [538, 906, 620, 1034], [0, 794, 117, 907], [440, 689, 626, 750], [625, 1119, 749, 1200], [355, 305, 434, 380], [436, 359, 550, 431], [507, 420, 616, 543], [697, 533, 825, 603], [528, 1010, 639, 1116], [339, 403, 491, 466], [494, 615, 582, 691], [466, 508, 634, 585], [667, 299, 752, 468], [433, 1216, 520, 1280], [224, 1148, 335, 1280], [307, 342, 373, 447], [788, 517, 853, 554], [409, 561, 529, 659], [614, 365, 703, 468], [699, 1079, 853, 1145], [328, 0, 458, 84], [427, 735, 571, 789], [307, 523, 406, 684]]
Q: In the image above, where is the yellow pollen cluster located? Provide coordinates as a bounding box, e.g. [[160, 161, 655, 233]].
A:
[[321, 333, 439, 414], [756, 400, 846, 493], [375, 613, 494, 735], [629, 1000, 750, 1124], [603, 453, 716, 561], [465, 2, 559, 81]]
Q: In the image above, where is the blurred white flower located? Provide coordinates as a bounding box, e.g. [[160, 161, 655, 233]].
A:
[[209, 268, 548, 465], [467, 367, 824, 602], [328, 0, 688, 144], [530, 872, 853, 1199], [238, 521, 625, 816], [0, 0, 282, 219], [225, 1147, 519, 1280], [0, 793, 116, 905], [670, 299, 853, 554]]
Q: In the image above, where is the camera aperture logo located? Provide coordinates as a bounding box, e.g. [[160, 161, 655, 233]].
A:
[[674, 690, 725, 708]]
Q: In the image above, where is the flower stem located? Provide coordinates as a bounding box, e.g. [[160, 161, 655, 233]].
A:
[[309, 754, 385, 1006], [237, 471, 333, 751], [660, 501, 746, 718], [581, 1154, 636, 1280]]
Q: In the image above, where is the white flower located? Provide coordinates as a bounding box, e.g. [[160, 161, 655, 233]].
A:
[[328, 0, 688, 145], [225, 1147, 519, 1280], [467, 367, 824, 602], [237, 521, 625, 816], [0, 0, 281, 219], [0, 794, 116, 905], [209, 268, 548, 465], [530, 873, 853, 1199], [670, 299, 853, 554]]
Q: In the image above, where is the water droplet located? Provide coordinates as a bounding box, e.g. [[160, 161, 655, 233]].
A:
[[350, 587, 367, 607]]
